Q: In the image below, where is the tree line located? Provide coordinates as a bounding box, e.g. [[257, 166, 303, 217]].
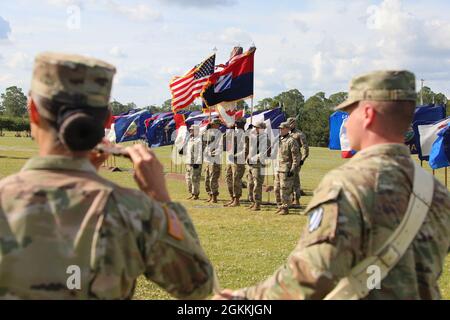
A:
[[1, 85, 449, 146]]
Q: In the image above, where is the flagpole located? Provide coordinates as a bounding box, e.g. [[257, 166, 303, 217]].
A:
[[250, 97, 254, 125]]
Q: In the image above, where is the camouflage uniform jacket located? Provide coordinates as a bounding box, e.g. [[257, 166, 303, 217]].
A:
[[245, 132, 270, 167], [0, 156, 214, 299], [186, 136, 203, 165], [235, 144, 450, 299], [224, 129, 246, 164], [276, 134, 300, 173], [290, 129, 309, 162], [202, 129, 222, 164]]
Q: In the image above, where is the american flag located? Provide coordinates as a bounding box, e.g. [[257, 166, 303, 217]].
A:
[[170, 54, 216, 112]]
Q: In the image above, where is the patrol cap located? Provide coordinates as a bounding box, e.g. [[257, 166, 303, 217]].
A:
[[31, 52, 116, 108], [210, 118, 222, 126], [254, 121, 266, 129], [278, 122, 290, 129], [335, 70, 417, 111], [287, 117, 296, 128]]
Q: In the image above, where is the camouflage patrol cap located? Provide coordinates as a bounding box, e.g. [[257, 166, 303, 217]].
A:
[[278, 121, 290, 129], [210, 118, 222, 126], [287, 117, 297, 128], [254, 121, 266, 129], [31, 52, 116, 108], [335, 70, 417, 111]]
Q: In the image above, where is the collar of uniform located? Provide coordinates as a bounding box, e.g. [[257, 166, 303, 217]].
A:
[[21, 155, 97, 173], [351, 143, 410, 160]]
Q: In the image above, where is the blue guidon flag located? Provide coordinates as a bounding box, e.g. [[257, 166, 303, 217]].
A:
[[201, 47, 256, 107]]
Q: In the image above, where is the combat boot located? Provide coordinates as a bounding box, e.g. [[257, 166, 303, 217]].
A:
[[277, 207, 289, 215], [212, 194, 218, 203], [294, 196, 300, 206], [252, 202, 261, 211], [275, 207, 284, 214], [205, 194, 213, 203], [224, 198, 234, 207], [193, 195, 199, 200], [186, 194, 194, 200], [229, 197, 240, 207], [248, 202, 256, 210]]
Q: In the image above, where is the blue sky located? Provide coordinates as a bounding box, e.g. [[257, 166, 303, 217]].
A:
[[1, 0, 450, 107]]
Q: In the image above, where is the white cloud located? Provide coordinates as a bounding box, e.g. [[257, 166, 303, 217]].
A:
[[0, 74, 15, 84], [0, 16, 11, 40], [158, 0, 237, 8], [7, 52, 32, 70], [117, 73, 149, 87], [45, 0, 162, 21], [290, 16, 309, 33], [219, 27, 253, 46], [4, 0, 450, 106], [106, 1, 162, 21], [109, 46, 127, 58]]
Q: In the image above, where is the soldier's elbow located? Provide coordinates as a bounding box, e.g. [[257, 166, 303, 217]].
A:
[[173, 265, 214, 300]]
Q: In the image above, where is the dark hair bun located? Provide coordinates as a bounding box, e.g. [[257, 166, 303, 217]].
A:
[[58, 113, 104, 151]]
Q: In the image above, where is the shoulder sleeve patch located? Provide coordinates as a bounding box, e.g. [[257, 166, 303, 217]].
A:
[[162, 204, 184, 241], [303, 184, 341, 214], [299, 186, 342, 248]]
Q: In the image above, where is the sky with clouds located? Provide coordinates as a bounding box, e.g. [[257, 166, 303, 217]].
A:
[[1, 0, 450, 107]]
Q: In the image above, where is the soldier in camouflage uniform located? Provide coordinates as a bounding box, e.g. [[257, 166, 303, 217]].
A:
[[224, 118, 247, 207], [246, 122, 270, 211], [0, 52, 214, 299], [203, 118, 222, 203], [185, 125, 202, 200], [287, 117, 309, 204], [215, 70, 450, 300], [274, 122, 301, 215]]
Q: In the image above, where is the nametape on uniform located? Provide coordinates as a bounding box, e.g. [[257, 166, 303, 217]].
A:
[[162, 205, 184, 240]]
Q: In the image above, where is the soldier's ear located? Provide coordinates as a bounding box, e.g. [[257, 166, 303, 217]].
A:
[[362, 103, 376, 129], [28, 97, 40, 125]]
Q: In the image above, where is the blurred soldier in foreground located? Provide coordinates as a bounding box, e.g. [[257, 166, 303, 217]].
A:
[[246, 122, 270, 211], [185, 125, 202, 200], [0, 52, 214, 299], [287, 117, 309, 202], [224, 118, 247, 207], [274, 122, 301, 215], [203, 118, 223, 203], [215, 70, 450, 299]]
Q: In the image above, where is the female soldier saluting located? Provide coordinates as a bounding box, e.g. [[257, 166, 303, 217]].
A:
[[0, 52, 214, 299]]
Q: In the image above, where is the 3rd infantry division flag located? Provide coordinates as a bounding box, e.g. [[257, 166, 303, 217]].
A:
[[201, 47, 256, 107]]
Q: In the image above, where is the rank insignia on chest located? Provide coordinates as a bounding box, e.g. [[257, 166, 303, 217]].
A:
[[308, 207, 324, 233]]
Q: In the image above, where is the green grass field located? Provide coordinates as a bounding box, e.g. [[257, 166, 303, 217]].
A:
[[0, 131, 448, 300]]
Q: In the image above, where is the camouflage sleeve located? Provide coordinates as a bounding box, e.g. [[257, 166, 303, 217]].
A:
[[290, 139, 301, 173], [139, 199, 214, 299], [233, 179, 363, 300], [300, 132, 309, 161]]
